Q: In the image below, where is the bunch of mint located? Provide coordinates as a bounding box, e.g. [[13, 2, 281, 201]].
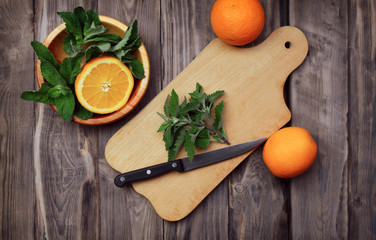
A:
[[157, 83, 229, 162], [21, 6, 144, 121]]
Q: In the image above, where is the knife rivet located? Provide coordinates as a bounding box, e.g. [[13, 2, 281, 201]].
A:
[[172, 163, 177, 168], [146, 170, 151, 175], [120, 177, 125, 182]]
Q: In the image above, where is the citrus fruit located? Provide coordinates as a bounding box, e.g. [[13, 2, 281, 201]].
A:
[[262, 127, 317, 178], [210, 0, 265, 46], [75, 56, 134, 114]]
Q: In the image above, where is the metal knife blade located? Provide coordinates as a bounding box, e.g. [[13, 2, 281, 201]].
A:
[[114, 137, 266, 187]]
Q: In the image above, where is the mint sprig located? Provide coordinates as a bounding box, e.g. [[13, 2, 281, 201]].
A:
[[21, 41, 92, 121], [21, 6, 145, 121], [59, 7, 145, 79], [157, 83, 229, 162]]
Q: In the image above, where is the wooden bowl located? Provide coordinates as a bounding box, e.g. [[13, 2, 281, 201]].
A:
[[36, 15, 150, 125]]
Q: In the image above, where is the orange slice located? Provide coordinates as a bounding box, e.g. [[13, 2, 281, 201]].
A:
[[75, 56, 134, 114]]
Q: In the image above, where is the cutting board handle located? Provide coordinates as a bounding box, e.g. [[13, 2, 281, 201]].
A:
[[253, 26, 309, 79]]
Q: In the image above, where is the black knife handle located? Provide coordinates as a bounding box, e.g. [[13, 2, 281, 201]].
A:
[[114, 160, 183, 187]]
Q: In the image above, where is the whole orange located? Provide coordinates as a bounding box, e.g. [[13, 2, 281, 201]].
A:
[[262, 127, 317, 178], [210, 0, 265, 46]]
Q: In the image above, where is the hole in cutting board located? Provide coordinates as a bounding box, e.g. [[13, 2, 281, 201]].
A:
[[284, 41, 291, 49]]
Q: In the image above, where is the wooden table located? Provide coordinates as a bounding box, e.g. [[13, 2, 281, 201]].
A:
[[1, 0, 375, 239]]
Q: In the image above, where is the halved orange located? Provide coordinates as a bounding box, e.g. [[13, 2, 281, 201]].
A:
[[75, 56, 134, 114]]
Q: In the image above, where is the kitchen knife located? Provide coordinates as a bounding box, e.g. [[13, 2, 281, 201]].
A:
[[114, 137, 266, 187]]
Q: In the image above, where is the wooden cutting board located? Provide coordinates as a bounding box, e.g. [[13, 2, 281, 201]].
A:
[[105, 26, 308, 221]]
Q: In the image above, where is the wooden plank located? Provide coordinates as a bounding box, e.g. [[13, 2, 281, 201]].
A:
[[289, 0, 349, 239], [160, 0, 229, 237], [33, 1, 100, 239], [348, 0, 376, 239], [228, 1, 289, 239], [97, 1, 164, 239], [0, 0, 36, 239]]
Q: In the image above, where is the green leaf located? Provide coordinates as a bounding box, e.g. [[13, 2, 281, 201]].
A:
[[207, 90, 224, 103], [169, 89, 179, 117], [163, 126, 174, 150], [21, 82, 55, 104], [184, 132, 195, 161], [57, 11, 83, 45], [157, 112, 168, 121], [213, 101, 224, 131], [73, 6, 87, 28], [85, 9, 101, 26], [83, 23, 108, 40], [157, 121, 170, 133], [40, 61, 66, 86], [62, 33, 82, 56], [127, 60, 145, 79], [84, 42, 111, 62], [179, 100, 200, 114], [74, 102, 93, 120], [122, 52, 135, 60], [47, 84, 71, 98], [83, 34, 122, 43], [195, 129, 210, 149], [60, 55, 83, 84], [168, 128, 186, 161], [55, 90, 75, 121], [31, 41, 60, 69], [109, 20, 138, 52], [163, 95, 170, 116]]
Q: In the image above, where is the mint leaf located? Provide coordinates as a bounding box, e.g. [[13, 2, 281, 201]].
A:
[[213, 101, 224, 131], [109, 20, 138, 52], [83, 24, 108, 40], [62, 33, 82, 56], [158, 121, 170, 133], [48, 84, 71, 98], [74, 102, 93, 120], [31, 41, 60, 69], [85, 42, 111, 62], [55, 90, 75, 121], [169, 89, 179, 117], [85, 10, 101, 27], [127, 60, 145, 79], [73, 6, 87, 28], [179, 100, 200, 114], [163, 126, 174, 150], [195, 129, 210, 149], [21, 82, 55, 104], [207, 90, 224, 103], [60, 55, 83, 84], [40, 61, 66, 86], [57, 11, 83, 45], [157, 112, 168, 122], [83, 34, 122, 44], [184, 132, 195, 161], [163, 94, 170, 116], [168, 128, 186, 161]]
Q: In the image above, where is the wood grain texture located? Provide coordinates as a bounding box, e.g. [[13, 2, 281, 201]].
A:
[[348, 0, 376, 239], [160, 0, 231, 238], [105, 26, 308, 221], [0, 0, 35, 239], [228, 1, 289, 239], [289, 0, 349, 239], [34, 1, 100, 239], [97, 1, 164, 239], [1, 0, 376, 239]]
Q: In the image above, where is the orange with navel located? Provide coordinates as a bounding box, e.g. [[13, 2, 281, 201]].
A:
[[75, 56, 134, 114], [210, 0, 265, 46], [262, 127, 317, 178]]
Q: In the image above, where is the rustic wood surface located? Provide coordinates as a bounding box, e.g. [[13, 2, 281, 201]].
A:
[[0, 0, 375, 239]]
